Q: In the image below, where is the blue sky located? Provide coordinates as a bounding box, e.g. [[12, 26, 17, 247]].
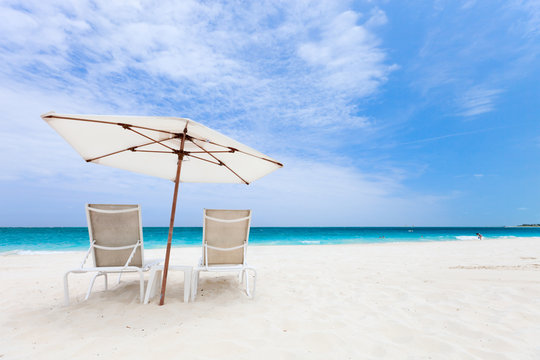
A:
[[1, 0, 539, 226]]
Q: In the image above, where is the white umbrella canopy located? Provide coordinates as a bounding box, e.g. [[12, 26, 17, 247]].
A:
[[41, 112, 282, 184], [41, 111, 283, 305]]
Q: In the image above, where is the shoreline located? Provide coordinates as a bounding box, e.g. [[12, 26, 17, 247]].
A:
[[2, 236, 540, 256]]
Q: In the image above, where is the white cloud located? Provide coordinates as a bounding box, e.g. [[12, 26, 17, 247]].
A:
[[411, 1, 540, 116], [391, 128, 496, 148], [297, 10, 395, 97], [461, 0, 477, 10], [509, 0, 540, 37], [365, 8, 388, 28], [458, 86, 502, 117], [0, 0, 394, 133], [231, 156, 450, 226], [0, 0, 401, 191]]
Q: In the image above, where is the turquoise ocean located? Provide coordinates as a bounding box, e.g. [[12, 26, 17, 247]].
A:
[[1, 227, 540, 254]]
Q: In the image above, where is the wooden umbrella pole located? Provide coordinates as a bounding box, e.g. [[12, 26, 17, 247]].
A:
[[159, 127, 187, 305]]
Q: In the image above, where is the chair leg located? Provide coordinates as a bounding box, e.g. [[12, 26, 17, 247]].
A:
[[244, 270, 250, 297], [245, 268, 257, 298], [191, 270, 200, 302], [251, 269, 257, 297], [153, 270, 162, 298], [184, 269, 191, 303], [143, 270, 153, 304], [238, 270, 244, 284], [63, 271, 71, 306], [144, 269, 162, 304], [103, 273, 108, 290], [138, 270, 145, 303], [85, 272, 103, 301], [144, 268, 156, 304]]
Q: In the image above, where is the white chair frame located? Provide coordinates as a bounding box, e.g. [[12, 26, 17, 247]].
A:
[[191, 210, 257, 301], [63, 204, 158, 305]]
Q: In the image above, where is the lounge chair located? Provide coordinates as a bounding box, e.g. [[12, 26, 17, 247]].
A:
[[191, 209, 257, 301], [63, 204, 159, 305]]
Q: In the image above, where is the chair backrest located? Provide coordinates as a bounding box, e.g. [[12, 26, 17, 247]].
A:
[[86, 204, 144, 268], [202, 209, 252, 266]]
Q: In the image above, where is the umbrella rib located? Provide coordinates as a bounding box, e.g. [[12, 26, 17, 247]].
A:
[[132, 150, 176, 154], [86, 136, 177, 162], [187, 150, 234, 154], [185, 154, 222, 166], [186, 135, 283, 167], [188, 138, 250, 184], [42, 114, 180, 136], [124, 127, 176, 152]]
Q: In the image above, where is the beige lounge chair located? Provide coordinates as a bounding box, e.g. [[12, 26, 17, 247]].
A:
[[191, 209, 256, 301], [63, 204, 159, 305]]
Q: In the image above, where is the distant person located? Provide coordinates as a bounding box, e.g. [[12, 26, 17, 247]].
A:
[[476, 232, 483, 240]]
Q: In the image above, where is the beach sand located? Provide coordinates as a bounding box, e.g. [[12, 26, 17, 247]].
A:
[[1, 238, 540, 359]]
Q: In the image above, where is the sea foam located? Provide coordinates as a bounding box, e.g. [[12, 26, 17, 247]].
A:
[[0, 249, 77, 256]]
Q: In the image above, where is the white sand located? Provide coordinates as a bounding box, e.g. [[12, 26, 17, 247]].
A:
[[1, 238, 540, 359]]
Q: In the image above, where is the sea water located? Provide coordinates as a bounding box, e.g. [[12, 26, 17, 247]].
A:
[[1, 227, 540, 254]]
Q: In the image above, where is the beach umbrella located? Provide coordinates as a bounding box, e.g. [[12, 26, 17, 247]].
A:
[[41, 111, 283, 305]]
